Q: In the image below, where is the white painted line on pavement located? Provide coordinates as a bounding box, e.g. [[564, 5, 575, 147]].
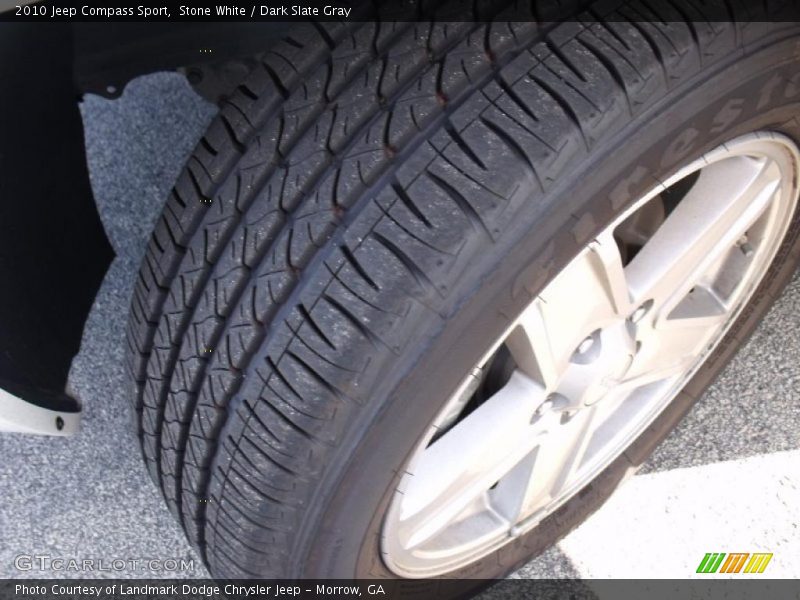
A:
[[558, 449, 800, 579]]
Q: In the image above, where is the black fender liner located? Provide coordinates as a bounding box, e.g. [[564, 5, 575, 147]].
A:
[[0, 23, 114, 413], [0, 21, 289, 417]]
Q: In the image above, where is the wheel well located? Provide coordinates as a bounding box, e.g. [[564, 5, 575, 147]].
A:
[[0, 21, 288, 413], [0, 23, 113, 412]]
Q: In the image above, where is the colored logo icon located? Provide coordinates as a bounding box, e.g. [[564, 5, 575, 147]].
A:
[[696, 553, 773, 574]]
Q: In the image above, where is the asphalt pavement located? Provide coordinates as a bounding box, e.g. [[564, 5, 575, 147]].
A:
[[0, 72, 798, 580]]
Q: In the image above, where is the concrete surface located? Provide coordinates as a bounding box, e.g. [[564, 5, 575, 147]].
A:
[[560, 449, 800, 578], [0, 72, 798, 579]]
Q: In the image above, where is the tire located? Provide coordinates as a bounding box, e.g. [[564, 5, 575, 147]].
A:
[[125, 3, 800, 584]]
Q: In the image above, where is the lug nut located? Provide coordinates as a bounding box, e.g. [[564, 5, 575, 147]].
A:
[[737, 234, 755, 257], [532, 393, 571, 422], [577, 335, 594, 354], [532, 399, 553, 421], [571, 330, 601, 364], [630, 299, 653, 324]]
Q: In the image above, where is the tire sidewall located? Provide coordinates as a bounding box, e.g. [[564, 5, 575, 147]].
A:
[[299, 33, 800, 582]]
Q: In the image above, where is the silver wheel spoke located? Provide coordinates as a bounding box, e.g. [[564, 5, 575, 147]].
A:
[[507, 237, 631, 390], [506, 405, 600, 524], [627, 156, 780, 311], [539, 240, 631, 324], [397, 372, 545, 550], [622, 315, 727, 391], [616, 354, 693, 392], [505, 300, 561, 390], [588, 230, 633, 315]]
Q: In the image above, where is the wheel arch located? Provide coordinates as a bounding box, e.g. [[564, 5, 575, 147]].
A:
[[0, 21, 287, 433]]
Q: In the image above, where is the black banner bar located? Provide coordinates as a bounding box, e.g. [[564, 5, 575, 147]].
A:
[[3, 579, 800, 600], [3, 0, 800, 23]]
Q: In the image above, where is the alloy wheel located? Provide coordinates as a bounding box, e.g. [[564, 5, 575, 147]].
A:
[[381, 133, 800, 577]]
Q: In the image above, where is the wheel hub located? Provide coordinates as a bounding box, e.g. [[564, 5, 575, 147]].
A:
[[548, 321, 637, 412]]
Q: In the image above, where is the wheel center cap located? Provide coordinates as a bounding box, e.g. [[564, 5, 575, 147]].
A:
[[582, 351, 635, 406], [556, 321, 636, 410]]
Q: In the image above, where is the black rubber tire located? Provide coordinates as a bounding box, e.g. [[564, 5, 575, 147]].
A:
[[125, 2, 800, 583]]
